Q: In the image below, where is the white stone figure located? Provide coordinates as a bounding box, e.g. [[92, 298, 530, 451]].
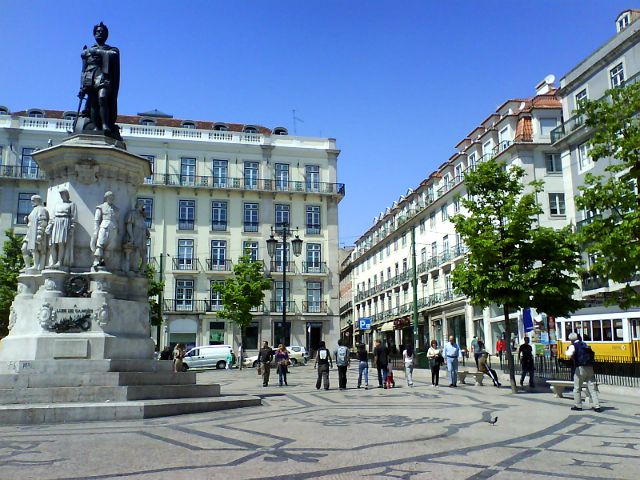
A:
[[91, 191, 119, 269], [21, 195, 50, 271], [122, 199, 150, 273], [46, 189, 77, 269]]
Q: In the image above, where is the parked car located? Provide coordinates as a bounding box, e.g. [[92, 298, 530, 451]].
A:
[[183, 345, 233, 371], [243, 346, 307, 368]]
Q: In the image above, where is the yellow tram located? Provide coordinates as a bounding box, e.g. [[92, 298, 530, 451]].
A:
[[556, 313, 640, 360]]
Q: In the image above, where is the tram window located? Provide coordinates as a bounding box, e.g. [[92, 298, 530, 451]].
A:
[[613, 319, 624, 341], [578, 321, 592, 341], [592, 320, 602, 341], [603, 319, 613, 341], [632, 320, 639, 340]]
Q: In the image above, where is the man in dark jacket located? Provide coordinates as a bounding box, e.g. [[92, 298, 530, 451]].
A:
[[518, 336, 535, 387], [373, 339, 389, 389], [315, 341, 333, 390], [258, 341, 274, 387]]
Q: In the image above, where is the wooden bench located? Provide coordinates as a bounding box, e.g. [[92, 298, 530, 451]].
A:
[[458, 371, 485, 386], [547, 380, 599, 399]]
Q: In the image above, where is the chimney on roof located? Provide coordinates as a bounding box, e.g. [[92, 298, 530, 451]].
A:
[[535, 74, 556, 95]]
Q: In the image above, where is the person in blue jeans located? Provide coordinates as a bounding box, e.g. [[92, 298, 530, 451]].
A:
[[443, 336, 460, 387], [356, 343, 369, 389]]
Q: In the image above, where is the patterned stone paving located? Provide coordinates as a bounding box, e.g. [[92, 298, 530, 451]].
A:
[[1, 366, 638, 479]]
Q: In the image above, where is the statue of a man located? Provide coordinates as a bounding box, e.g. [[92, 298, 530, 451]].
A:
[[91, 191, 119, 269], [46, 189, 77, 269], [21, 195, 50, 271], [122, 200, 150, 273], [78, 22, 121, 140]]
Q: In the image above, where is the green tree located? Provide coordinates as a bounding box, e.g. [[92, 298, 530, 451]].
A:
[[575, 81, 640, 309], [0, 229, 25, 336], [451, 158, 583, 392], [212, 254, 271, 369], [145, 263, 164, 327]]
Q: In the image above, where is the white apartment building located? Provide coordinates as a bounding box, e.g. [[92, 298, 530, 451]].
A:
[[551, 9, 640, 343], [350, 81, 565, 353], [0, 108, 343, 355]]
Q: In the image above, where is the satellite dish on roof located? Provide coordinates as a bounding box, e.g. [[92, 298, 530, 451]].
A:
[[545, 74, 556, 85], [518, 102, 526, 110]]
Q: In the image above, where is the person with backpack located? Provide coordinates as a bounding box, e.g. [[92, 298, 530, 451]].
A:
[[356, 343, 369, 389], [314, 340, 333, 390], [565, 332, 601, 412], [334, 339, 350, 390], [373, 339, 389, 388]]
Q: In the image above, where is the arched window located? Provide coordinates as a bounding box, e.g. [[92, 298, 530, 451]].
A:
[[243, 126, 258, 134], [63, 111, 77, 121], [273, 127, 288, 136], [182, 121, 196, 129], [213, 123, 229, 131], [140, 118, 156, 126], [28, 109, 44, 118], [0, 106, 9, 115]]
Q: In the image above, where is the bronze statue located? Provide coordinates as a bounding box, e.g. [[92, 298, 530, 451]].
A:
[[77, 22, 121, 140]]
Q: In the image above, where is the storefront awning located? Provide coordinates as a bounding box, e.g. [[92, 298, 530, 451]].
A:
[[380, 321, 395, 332]]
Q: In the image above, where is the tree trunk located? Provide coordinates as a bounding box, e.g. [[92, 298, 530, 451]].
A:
[[239, 326, 245, 371], [503, 304, 517, 393]]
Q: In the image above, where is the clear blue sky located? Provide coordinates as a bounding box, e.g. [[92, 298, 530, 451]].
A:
[[0, 1, 632, 245]]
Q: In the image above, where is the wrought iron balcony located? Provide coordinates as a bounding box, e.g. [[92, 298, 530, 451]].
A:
[[171, 258, 201, 271], [206, 259, 233, 272], [244, 222, 259, 232], [270, 300, 297, 313], [0, 165, 46, 180], [178, 219, 195, 230], [163, 299, 208, 312], [302, 262, 327, 274], [269, 261, 295, 273], [303, 301, 327, 313], [211, 220, 227, 232]]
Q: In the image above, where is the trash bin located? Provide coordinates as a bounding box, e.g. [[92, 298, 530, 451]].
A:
[[416, 351, 428, 369]]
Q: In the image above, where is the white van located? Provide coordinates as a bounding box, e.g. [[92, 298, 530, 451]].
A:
[[183, 345, 232, 370]]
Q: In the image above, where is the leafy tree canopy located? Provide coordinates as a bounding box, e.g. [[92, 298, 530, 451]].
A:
[[145, 263, 164, 327], [0, 229, 24, 336]]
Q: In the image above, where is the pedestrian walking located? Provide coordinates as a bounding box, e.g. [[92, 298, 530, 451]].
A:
[[373, 339, 389, 388], [403, 345, 415, 387], [470, 336, 478, 367], [518, 337, 535, 387], [226, 349, 233, 370], [386, 362, 395, 389], [314, 340, 333, 390], [334, 339, 350, 390], [258, 341, 274, 387], [275, 344, 290, 386], [443, 336, 460, 387], [426, 340, 442, 386], [478, 351, 501, 387], [566, 333, 601, 412], [496, 335, 506, 365], [356, 343, 369, 389], [173, 343, 185, 373]]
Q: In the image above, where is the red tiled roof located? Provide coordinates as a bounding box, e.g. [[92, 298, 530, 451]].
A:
[[514, 117, 533, 142]]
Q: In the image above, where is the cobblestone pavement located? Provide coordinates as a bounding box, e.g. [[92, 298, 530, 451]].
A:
[[1, 365, 639, 480]]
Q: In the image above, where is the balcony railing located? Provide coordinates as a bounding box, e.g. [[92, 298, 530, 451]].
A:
[[206, 259, 233, 272], [303, 301, 327, 313], [270, 300, 297, 313], [581, 271, 609, 291], [211, 220, 227, 232], [269, 261, 295, 273], [178, 219, 195, 230], [302, 262, 327, 274], [172, 258, 201, 271], [306, 224, 321, 235], [163, 299, 208, 312], [0, 165, 46, 180], [244, 222, 259, 232]]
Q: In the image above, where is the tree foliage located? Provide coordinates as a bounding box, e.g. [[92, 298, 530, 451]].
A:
[[0, 229, 25, 336], [212, 255, 271, 368], [451, 159, 583, 391], [575, 81, 640, 309], [145, 263, 164, 327]]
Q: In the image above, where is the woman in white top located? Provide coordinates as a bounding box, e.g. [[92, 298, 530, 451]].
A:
[[426, 340, 442, 386], [402, 345, 415, 387]]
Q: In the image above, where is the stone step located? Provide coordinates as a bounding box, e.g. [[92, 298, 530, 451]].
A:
[[0, 383, 221, 404], [0, 359, 174, 375], [0, 395, 261, 424], [0, 371, 197, 389]]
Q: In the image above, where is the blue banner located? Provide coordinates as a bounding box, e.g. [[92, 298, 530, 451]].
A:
[[523, 308, 534, 333]]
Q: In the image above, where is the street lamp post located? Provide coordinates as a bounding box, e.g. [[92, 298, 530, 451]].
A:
[[266, 224, 303, 346]]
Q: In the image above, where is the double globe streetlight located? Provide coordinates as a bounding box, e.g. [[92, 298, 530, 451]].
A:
[[266, 224, 303, 346]]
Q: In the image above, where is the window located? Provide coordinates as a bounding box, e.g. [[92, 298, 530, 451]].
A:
[[178, 200, 195, 230], [483, 140, 493, 157], [212, 159, 228, 188], [275, 163, 289, 191], [244, 126, 258, 134], [243, 241, 259, 261], [243, 203, 259, 232], [610, 62, 625, 88], [244, 161, 258, 189], [421, 247, 427, 265], [401, 232, 407, 247], [274, 243, 289, 272], [17, 192, 35, 224], [214, 123, 229, 131], [182, 121, 196, 129], [305, 165, 320, 192], [175, 279, 194, 311], [618, 14, 630, 31], [575, 89, 588, 106], [431, 241, 438, 259], [429, 212, 436, 228], [177, 240, 194, 270], [21, 147, 38, 178], [545, 153, 562, 173], [211, 201, 228, 231], [577, 142, 593, 172], [394, 237, 398, 251], [306, 243, 322, 272], [419, 219, 426, 233], [275, 204, 290, 230], [243, 321, 259, 349], [28, 110, 43, 118], [306, 281, 322, 312], [273, 281, 290, 311], [454, 163, 463, 181], [137, 197, 153, 228], [549, 193, 566, 216], [442, 235, 449, 256], [210, 240, 227, 269], [180, 157, 196, 185], [306, 205, 321, 234], [209, 281, 224, 311], [386, 242, 391, 255], [453, 197, 460, 213], [539, 118, 557, 137], [441, 204, 448, 221], [468, 152, 477, 169], [141, 155, 155, 184], [140, 118, 155, 126]]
